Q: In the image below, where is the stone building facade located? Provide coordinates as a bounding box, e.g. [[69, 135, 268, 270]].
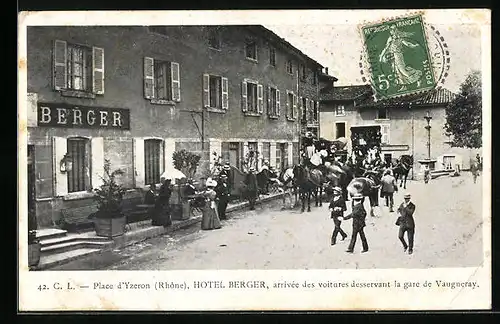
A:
[[319, 85, 480, 178], [26, 25, 334, 228]]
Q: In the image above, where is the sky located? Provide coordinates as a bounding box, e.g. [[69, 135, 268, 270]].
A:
[[265, 23, 482, 93]]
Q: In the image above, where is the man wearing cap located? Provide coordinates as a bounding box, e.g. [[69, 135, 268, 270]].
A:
[[245, 167, 259, 210], [396, 193, 416, 254], [344, 193, 369, 253], [329, 186, 348, 245], [215, 174, 231, 220], [220, 162, 233, 192]]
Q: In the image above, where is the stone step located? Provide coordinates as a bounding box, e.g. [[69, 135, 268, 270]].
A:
[[41, 240, 112, 256], [37, 248, 102, 270], [40, 235, 111, 248], [36, 228, 68, 241]]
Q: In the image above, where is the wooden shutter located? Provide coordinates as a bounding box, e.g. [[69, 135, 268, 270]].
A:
[[91, 137, 105, 189], [144, 57, 155, 99], [203, 74, 210, 108], [35, 144, 54, 198], [222, 77, 229, 110], [52, 137, 68, 196], [293, 94, 297, 119], [171, 62, 181, 102], [286, 92, 290, 118], [241, 80, 248, 112], [133, 138, 145, 188], [266, 86, 271, 115], [92, 47, 105, 94], [164, 138, 176, 173], [53, 40, 67, 90], [257, 84, 264, 114], [298, 96, 302, 118], [305, 98, 309, 120], [276, 89, 280, 116]]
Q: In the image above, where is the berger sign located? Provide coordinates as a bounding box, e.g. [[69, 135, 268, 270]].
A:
[[37, 103, 130, 130]]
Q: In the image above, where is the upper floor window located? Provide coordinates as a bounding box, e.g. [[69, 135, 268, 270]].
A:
[[208, 28, 221, 50], [241, 79, 263, 115], [53, 40, 104, 96], [286, 60, 293, 74], [144, 57, 181, 103], [335, 104, 346, 116], [266, 86, 280, 117], [245, 40, 257, 61], [286, 91, 297, 120], [312, 70, 317, 85], [269, 47, 276, 67], [300, 64, 307, 81], [203, 74, 229, 110], [377, 107, 388, 119], [301, 97, 308, 121], [313, 101, 318, 120]]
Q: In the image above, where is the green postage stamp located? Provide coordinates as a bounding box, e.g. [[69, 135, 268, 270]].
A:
[[361, 14, 436, 99]]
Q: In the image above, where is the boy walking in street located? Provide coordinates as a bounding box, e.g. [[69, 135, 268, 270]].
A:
[[396, 193, 416, 254], [344, 193, 369, 253], [329, 187, 347, 245]]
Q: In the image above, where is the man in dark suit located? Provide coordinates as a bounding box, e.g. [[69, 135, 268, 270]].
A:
[[220, 163, 233, 193], [329, 186, 348, 245], [215, 174, 231, 220], [344, 193, 369, 253], [245, 167, 259, 210], [396, 193, 416, 254]]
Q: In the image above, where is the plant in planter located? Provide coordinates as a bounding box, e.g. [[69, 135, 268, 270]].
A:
[[172, 150, 202, 220], [28, 210, 41, 268], [90, 159, 127, 238]]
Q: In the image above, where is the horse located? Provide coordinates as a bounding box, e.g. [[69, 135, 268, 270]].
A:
[[293, 164, 325, 212], [346, 171, 382, 217], [256, 168, 278, 195], [393, 155, 413, 189]]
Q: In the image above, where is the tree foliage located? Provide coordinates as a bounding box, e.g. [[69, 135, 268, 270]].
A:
[[445, 70, 482, 148], [172, 149, 201, 179]]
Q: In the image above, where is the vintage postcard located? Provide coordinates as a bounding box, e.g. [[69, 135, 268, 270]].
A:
[[18, 9, 491, 311]]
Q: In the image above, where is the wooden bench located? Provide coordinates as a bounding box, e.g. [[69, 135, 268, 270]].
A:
[[60, 205, 99, 232]]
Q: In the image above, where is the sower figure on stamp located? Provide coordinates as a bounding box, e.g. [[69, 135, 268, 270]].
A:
[[329, 186, 348, 245], [215, 174, 231, 220], [396, 193, 416, 254], [344, 193, 369, 253]]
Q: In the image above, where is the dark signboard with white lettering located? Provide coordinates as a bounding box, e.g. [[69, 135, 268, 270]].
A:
[[37, 103, 130, 130]]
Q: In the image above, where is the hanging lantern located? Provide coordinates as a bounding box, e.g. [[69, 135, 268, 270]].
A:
[[59, 153, 73, 173]]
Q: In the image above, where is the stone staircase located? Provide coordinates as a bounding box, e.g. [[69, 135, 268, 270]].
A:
[[36, 228, 113, 270]]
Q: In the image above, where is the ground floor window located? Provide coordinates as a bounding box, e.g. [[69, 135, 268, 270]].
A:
[[262, 142, 271, 164], [276, 143, 288, 171], [335, 122, 346, 138], [67, 137, 91, 193], [443, 155, 456, 170], [145, 139, 162, 185]]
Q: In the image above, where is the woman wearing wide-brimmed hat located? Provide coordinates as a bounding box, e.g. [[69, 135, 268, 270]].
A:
[[201, 178, 221, 230]]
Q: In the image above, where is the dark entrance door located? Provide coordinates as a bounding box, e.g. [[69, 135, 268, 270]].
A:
[[27, 145, 37, 230], [228, 142, 240, 169], [384, 153, 392, 166]]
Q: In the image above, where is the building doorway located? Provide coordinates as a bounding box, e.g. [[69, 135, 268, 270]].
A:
[[335, 122, 346, 139], [28, 145, 36, 227], [384, 153, 392, 167], [229, 142, 240, 169]]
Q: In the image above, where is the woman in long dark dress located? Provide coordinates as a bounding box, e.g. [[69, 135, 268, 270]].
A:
[[201, 178, 221, 230], [152, 179, 172, 226]]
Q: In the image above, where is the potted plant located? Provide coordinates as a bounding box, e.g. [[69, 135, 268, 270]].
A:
[[28, 209, 41, 268], [90, 159, 127, 238]]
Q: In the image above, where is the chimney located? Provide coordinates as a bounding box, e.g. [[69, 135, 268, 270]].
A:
[[325, 67, 329, 75]]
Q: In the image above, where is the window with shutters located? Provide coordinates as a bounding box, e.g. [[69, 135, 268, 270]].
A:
[[208, 28, 222, 50], [312, 101, 319, 121], [312, 70, 317, 85], [203, 74, 228, 112], [144, 57, 181, 104], [269, 47, 276, 67], [245, 39, 257, 61], [300, 64, 307, 82], [53, 40, 104, 97], [262, 142, 271, 163], [247, 82, 258, 113], [267, 86, 279, 118], [144, 139, 163, 185], [301, 97, 308, 122], [286, 60, 293, 74], [67, 137, 91, 193], [286, 91, 296, 121], [276, 143, 288, 171], [335, 104, 346, 116]]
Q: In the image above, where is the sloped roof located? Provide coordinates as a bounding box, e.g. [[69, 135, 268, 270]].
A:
[[320, 84, 372, 101], [356, 87, 457, 107]]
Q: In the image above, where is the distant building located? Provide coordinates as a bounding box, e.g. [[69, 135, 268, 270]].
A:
[[319, 85, 480, 178], [26, 25, 335, 229]]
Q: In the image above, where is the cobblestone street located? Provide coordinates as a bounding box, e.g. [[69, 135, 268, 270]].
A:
[[51, 172, 484, 271]]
